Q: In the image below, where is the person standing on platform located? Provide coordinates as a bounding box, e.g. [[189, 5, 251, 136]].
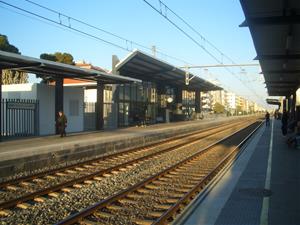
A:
[[281, 110, 289, 136], [265, 111, 270, 127], [57, 111, 67, 137]]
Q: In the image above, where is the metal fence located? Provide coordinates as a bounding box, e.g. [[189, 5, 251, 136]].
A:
[[1, 99, 39, 138]]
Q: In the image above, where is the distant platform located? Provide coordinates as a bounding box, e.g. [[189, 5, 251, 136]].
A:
[[176, 119, 300, 225], [0, 116, 245, 179]]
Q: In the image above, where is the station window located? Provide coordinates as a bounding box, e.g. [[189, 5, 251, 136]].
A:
[[69, 99, 79, 116]]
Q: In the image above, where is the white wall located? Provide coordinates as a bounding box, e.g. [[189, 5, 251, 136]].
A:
[[36, 84, 55, 135], [63, 87, 84, 133], [84, 89, 97, 102], [2, 83, 37, 99], [3, 83, 84, 135]]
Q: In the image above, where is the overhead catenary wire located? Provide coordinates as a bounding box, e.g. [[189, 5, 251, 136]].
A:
[[0, 0, 266, 107], [0, 1, 130, 52], [142, 0, 267, 107], [22, 0, 192, 66]]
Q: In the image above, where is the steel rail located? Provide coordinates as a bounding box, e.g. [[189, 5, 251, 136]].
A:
[[0, 119, 238, 189], [0, 120, 250, 210], [153, 121, 263, 224], [55, 120, 260, 225]]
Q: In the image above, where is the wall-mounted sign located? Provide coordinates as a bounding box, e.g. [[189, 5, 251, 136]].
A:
[[7, 102, 36, 110]]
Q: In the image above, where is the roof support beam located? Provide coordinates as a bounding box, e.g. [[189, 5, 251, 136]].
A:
[[265, 81, 296, 84], [261, 70, 300, 74], [255, 54, 300, 60], [1, 62, 42, 70], [240, 15, 300, 27]]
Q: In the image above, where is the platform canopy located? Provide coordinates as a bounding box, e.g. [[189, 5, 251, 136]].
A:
[[240, 0, 300, 96], [115, 50, 221, 91], [0, 50, 140, 84], [266, 98, 281, 106]]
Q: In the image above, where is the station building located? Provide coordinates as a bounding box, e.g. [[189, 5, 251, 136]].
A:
[[0, 49, 221, 140]]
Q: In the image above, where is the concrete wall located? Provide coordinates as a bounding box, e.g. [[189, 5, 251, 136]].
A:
[[36, 84, 55, 135], [2, 83, 38, 99], [63, 87, 84, 133], [2, 83, 84, 135]]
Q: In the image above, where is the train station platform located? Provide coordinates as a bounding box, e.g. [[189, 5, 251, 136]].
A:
[[0, 116, 244, 180], [177, 119, 300, 225]]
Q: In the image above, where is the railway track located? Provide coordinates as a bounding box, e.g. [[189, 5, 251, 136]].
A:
[[56, 120, 262, 225], [0, 119, 251, 215]]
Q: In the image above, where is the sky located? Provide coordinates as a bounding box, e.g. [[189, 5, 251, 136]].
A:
[[0, 0, 273, 109]]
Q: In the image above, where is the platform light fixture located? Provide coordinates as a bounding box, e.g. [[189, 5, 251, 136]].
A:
[[167, 97, 173, 103]]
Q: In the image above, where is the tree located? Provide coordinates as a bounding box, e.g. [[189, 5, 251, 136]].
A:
[[0, 34, 28, 84], [39, 52, 75, 83], [40, 52, 74, 65], [40, 53, 56, 62], [213, 102, 225, 114]]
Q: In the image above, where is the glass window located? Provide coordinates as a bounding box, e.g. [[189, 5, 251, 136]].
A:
[[124, 84, 130, 101], [69, 100, 79, 116], [118, 85, 124, 100]]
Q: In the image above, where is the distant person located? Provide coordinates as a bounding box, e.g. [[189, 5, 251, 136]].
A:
[[265, 111, 270, 127], [57, 111, 67, 137], [281, 110, 289, 136]]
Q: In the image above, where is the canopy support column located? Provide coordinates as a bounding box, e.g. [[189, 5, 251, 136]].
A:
[[0, 69, 2, 142], [55, 77, 64, 134], [96, 80, 104, 130], [292, 92, 296, 120], [195, 89, 201, 113], [174, 88, 182, 104]]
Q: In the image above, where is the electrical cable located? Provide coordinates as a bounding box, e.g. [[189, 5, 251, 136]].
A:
[[23, 0, 192, 65], [142, 0, 267, 107]]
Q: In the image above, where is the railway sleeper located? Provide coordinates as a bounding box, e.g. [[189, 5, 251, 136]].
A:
[[61, 188, 73, 193], [118, 198, 136, 204], [32, 178, 44, 183], [55, 172, 67, 177], [16, 203, 31, 209], [93, 177, 102, 181], [145, 184, 159, 190], [20, 181, 33, 187], [136, 188, 151, 194], [154, 203, 172, 210], [45, 175, 56, 180], [0, 209, 11, 217], [33, 197, 47, 203], [148, 210, 164, 218], [83, 164, 95, 169], [65, 169, 77, 174], [48, 192, 59, 198], [79, 218, 102, 225], [93, 211, 113, 219], [133, 218, 155, 225], [106, 204, 123, 211], [127, 193, 143, 199], [6, 185, 18, 191]]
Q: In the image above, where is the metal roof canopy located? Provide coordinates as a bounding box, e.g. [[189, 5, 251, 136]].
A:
[[266, 98, 281, 106], [240, 0, 300, 96], [0, 50, 140, 84], [115, 50, 222, 91]]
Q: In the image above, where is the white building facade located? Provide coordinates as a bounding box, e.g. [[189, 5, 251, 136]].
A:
[[2, 83, 84, 135]]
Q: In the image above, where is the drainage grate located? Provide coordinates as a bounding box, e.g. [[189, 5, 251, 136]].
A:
[[238, 188, 272, 197]]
